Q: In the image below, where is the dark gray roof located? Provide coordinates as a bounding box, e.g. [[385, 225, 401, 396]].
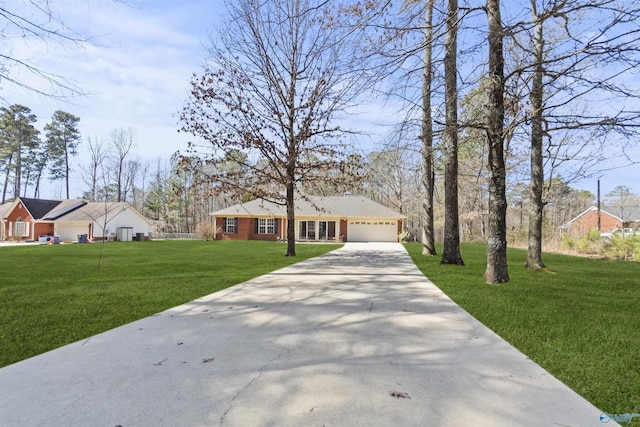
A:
[[20, 198, 62, 219], [213, 195, 405, 219]]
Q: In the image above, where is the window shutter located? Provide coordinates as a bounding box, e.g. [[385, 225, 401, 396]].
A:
[[254, 218, 259, 234], [274, 218, 278, 234], [234, 218, 238, 232], [222, 218, 227, 231]]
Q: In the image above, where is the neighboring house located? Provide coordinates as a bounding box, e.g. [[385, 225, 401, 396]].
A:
[[0, 201, 11, 242], [560, 205, 640, 237], [212, 195, 406, 242], [0, 197, 151, 242]]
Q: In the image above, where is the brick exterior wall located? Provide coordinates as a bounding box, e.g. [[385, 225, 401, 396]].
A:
[[569, 209, 621, 237], [34, 223, 55, 240], [4, 202, 33, 241], [216, 216, 403, 242], [215, 217, 282, 241]]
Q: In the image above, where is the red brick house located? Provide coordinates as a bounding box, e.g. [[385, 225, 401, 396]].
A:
[[212, 195, 406, 242], [561, 206, 624, 237]]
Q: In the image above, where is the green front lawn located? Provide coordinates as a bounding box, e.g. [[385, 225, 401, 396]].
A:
[[0, 240, 340, 368], [406, 242, 640, 419]]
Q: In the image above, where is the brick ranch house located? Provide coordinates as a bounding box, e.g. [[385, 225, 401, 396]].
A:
[[212, 195, 406, 242], [0, 197, 150, 242], [560, 205, 640, 237]]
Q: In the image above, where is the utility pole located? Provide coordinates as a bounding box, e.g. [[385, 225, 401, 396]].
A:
[[597, 177, 602, 231]]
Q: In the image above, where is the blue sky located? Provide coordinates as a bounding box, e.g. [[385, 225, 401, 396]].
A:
[[3, 0, 639, 199], [4, 1, 392, 199], [5, 1, 215, 157]]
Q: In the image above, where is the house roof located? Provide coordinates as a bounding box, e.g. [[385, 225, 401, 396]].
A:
[[0, 201, 12, 220], [59, 202, 147, 223], [213, 195, 406, 219], [2, 198, 150, 224], [20, 198, 63, 219], [564, 205, 640, 228], [43, 199, 87, 220], [602, 205, 640, 221], [564, 206, 622, 227]]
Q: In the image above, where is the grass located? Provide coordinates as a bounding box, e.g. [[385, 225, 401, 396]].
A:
[[405, 242, 640, 419], [0, 240, 340, 368]]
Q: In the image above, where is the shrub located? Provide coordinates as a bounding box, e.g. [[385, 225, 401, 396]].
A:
[[604, 235, 640, 261], [576, 228, 603, 255], [196, 221, 217, 240], [561, 233, 575, 251], [398, 230, 410, 243]]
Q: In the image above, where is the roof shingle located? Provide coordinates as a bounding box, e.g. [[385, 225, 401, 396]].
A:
[[213, 195, 405, 219]]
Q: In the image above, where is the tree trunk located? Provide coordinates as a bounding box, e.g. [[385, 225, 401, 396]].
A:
[[65, 140, 70, 199], [527, 2, 546, 270], [2, 153, 12, 203], [421, 0, 437, 256], [285, 182, 296, 257], [485, 0, 509, 283], [441, 0, 464, 266], [14, 144, 22, 199]]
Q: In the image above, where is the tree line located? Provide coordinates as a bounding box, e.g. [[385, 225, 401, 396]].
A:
[[3, 1, 639, 282], [0, 105, 81, 203], [178, 0, 640, 282]]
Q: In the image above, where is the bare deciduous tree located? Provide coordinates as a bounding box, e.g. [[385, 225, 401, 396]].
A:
[[508, 0, 640, 269], [180, 0, 380, 256], [109, 128, 135, 202], [0, 1, 127, 100], [484, 0, 509, 283], [421, 0, 437, 255], [440, 0, 464, 265], [81, 137, 108, 202]]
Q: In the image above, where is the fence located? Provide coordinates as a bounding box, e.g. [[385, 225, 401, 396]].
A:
[[152, 232, 199, 240]]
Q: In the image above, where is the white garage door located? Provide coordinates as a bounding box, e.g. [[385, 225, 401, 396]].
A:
[[56, 224, 89, 242], [348, 221, 397, 242]]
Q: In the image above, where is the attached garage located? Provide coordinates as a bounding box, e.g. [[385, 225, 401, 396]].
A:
[[55, 222, 90, 242], [212, 195, 406, 243], [348, 220, 398, 242]]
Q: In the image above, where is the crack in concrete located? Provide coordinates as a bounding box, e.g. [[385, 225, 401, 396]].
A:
[[218, 351, 289, 426]]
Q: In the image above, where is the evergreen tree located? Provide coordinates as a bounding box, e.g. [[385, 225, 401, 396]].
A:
[[45, 110, 81, 199]]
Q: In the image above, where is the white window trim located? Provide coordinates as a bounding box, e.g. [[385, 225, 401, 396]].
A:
[[258, 218, 275, 234], [224, 218, 237, 233]]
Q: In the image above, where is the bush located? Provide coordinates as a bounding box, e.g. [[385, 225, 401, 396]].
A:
[[561, 233, 575, 251], [196, 221, 217, 241], [604, 235, 640, 261], [397, 230, 410, 243], [576, 228, 603, 255]]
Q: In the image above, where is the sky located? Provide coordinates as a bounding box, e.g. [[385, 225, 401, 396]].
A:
[[2, 0, 639, 201], [3, 0, 224, 198]]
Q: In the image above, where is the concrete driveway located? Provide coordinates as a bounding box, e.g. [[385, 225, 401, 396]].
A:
[[0, 243, 612, 426]]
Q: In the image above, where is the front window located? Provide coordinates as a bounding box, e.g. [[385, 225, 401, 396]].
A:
[[14, 218, 26, 237], [223, 218, 237, 233], [258, 218, 275, 234]]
